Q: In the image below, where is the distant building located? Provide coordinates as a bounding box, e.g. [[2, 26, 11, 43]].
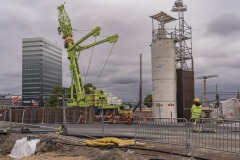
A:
[[0, 95, 22, 108], [22, 37, 62, 106], [107, 93, 122, 105]]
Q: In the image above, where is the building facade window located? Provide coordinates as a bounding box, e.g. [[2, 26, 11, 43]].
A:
[[22, 37, 62, 106]]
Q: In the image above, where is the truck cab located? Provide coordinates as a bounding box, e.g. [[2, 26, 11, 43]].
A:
[[94, 104, 132, 116], [118, 105, 131, 115]]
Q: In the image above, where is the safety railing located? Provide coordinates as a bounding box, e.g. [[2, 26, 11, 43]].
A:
[[135, 117, 240, 154], [135, 118, 188, 146], [189, 118, 240, 153]]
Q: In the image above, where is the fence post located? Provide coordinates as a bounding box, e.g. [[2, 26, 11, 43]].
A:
[[9, 96, 12, 122], [62, 94, 66, 124], [134, 117, 138, 146], [41, 107, 45, 124], [3, 110, 7, 121], [84, 106, 87, 124], [101, 99, 105, 137], [21, 109, 25, 123], [186, 119, 191, 155]]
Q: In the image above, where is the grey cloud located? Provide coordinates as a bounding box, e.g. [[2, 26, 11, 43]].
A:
[[205, 13, 240, 36], [1, 0, 240, 102]]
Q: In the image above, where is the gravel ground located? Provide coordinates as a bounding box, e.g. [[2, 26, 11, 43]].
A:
[[0, 133, 239, 160]]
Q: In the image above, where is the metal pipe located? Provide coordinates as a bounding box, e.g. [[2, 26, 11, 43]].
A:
[[61, 94, 66, 124], [9, 96, 12, 122], [101, 98, 105, 137], [21, 109, 25, 123], [139, 54, 142, 112]]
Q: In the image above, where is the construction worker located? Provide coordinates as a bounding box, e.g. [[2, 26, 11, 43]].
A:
[[191, 98, 203, 132]]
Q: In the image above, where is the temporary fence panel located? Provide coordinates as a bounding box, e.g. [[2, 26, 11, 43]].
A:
[[0, 109, 8, 121], [135, 118, 188, 146], [189, 118, 240, 153], [44, 108, 63, 123], [65, 107, 82, 123], [0, 97, 12, 109]]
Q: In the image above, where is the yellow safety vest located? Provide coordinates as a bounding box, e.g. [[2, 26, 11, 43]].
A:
[[191, 104, 202, 118]]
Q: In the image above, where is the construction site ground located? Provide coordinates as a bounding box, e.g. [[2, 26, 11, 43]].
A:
[[0, 133, 239, 160]]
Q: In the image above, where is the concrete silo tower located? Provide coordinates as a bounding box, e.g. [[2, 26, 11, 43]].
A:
[[150, 12, 177, 118]]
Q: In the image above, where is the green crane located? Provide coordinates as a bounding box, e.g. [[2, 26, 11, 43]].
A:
[[57, 4, 119, 107]]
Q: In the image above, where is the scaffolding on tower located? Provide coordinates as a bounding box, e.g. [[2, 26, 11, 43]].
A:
[[172, 0, 193, 71]]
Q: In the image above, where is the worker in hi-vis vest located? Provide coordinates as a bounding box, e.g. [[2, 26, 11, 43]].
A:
[[191, 98, 203, 131]]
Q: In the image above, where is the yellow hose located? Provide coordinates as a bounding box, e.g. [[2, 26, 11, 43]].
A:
[[84, 137, 145, 147]]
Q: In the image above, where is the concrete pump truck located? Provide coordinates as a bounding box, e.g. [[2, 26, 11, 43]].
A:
[[57, 4, 131, 117]]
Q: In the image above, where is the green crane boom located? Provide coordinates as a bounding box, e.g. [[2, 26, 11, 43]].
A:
[[57, 4, 119, 106], [57, 4, 72, 38]]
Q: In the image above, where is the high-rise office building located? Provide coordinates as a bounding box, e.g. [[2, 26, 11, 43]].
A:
[[22, 37, 62, 106]]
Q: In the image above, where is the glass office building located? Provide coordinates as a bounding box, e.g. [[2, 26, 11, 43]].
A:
[[22, 37, 62, 106]]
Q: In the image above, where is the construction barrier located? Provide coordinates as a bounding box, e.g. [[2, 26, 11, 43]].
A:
[[0, 109, 8, 121], [1, 107, 85, 124], [135, 118, 188, 146], [189, 118, 240, 153], [2, 107, 240, 154], [135, 117, 240, 154]]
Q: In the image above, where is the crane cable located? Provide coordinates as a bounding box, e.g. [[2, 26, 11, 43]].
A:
[[79, 55, 86, 82], [72, 28, 96, 84], [94, 42, 116, 85], [72, 28, 116, 85], [84, 36, 97, 84], [72, 30, 87, 82]]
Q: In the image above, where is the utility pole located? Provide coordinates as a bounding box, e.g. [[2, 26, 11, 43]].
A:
[[196, 75, 218, 104], [237, 89, 240, 99], [139, 54, 142, 112]]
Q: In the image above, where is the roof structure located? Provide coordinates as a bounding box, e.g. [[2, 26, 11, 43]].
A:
[[150, 11, 176, 24]]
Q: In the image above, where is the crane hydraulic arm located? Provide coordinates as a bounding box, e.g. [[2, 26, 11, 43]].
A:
[[57, 4, 119, 106]]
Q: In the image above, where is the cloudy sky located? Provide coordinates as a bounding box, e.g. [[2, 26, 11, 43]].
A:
[[0, 0, 239, 102]]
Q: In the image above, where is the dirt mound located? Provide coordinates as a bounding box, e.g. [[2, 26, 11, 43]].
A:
[[54, 146, 145, 160], [0, 134, 10, 147], [0, 133, 27, 155], [37, 141, 61, 153]]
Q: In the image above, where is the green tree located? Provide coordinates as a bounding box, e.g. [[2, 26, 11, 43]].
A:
[[46, 86, 65, 107], [144, 94, 152, 107]]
